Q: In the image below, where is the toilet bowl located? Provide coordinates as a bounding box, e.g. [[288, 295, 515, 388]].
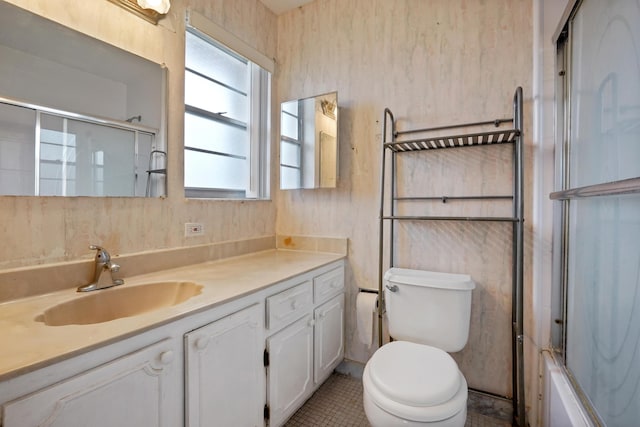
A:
[[363, 341, 468, 427], [362, 268, 474, 426]]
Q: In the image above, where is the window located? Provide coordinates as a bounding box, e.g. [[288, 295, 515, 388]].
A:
[[184, 25, 271, 199], [553, 0, 640, 425], [280, 100, 302, 189]]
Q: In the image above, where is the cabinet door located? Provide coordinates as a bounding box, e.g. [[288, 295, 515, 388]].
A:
[[185, 303, 265, 427], [267, 314, 314, 427], [314, 294, 344, 384], [2, 339, 180, 427]]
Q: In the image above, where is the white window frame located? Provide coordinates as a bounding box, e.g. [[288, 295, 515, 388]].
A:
[[184, 11, 272, 199], [279, 101, 303, 190]]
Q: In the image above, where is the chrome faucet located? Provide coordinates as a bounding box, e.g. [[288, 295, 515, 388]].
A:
[[77, 245, 124, 292]]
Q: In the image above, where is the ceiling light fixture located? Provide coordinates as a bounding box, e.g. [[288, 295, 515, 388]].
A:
[[108, 0, 171, 25]]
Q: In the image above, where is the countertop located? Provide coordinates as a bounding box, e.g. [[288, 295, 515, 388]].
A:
[[0, 249, 344, 382]]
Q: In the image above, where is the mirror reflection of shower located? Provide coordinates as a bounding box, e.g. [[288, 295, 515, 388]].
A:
[[0, 1, 167, 198], [0, 100, 164, 197]]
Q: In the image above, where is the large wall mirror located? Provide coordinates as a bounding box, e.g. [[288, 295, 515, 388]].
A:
[[0, 1, 167, 197], [280, 91, 338, 190]]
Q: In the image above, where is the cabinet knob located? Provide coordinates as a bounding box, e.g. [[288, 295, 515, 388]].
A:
[[307, 319, 316, 327], [317, 311, 326, 319], [159, 350, 174, 365], [291, 300, 299, 310], [195, 336, 210, 350]]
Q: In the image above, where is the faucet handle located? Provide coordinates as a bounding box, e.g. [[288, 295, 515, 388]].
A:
[[89, 245, 111, 263]]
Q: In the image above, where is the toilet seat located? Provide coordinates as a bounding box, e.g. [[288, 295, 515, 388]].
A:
[[363, 341, 468, 422]]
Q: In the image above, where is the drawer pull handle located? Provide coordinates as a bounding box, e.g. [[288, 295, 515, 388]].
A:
[[291, 300, 299, 309], [195, 336, 210, 350], [159, 350, 174, 365]]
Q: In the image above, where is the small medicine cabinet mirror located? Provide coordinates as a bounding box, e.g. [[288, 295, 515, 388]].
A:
[[280, 91, 338, 190], [0, 1, 167, 197]]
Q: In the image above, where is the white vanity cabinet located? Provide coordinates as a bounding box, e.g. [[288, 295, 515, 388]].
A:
[[2, 338, 181, 427], [265, 262, 345, 427], [184, 303, 265, 427], [0, 257, 345, 427]]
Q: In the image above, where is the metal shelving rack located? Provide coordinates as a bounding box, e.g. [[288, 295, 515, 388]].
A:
[[145, 150, 167, 197], [377, 87, 524, 426]]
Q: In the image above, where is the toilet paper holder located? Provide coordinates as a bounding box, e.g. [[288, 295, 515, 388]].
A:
[[358, 287, 382, 312]]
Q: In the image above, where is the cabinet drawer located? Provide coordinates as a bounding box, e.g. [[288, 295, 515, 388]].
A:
[[266, 281, 313, 332], [313, 265, 345, 304]]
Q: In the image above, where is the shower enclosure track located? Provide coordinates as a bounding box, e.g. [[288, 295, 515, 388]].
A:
[[377, 87, 525, 426]]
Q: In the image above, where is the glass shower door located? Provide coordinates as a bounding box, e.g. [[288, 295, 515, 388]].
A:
[[561, 0, 640, 424]]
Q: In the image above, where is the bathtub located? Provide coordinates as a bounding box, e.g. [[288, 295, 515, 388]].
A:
[[542, 352, 595, 427]]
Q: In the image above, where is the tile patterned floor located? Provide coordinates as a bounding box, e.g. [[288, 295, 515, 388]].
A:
[[285, 373, 513, 427], [285, 373, 368, 426]]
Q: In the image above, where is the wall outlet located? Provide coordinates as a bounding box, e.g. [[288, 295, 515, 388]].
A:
[[184, 222, 204, 237]]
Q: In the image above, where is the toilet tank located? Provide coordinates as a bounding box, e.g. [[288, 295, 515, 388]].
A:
[[384, 268, 475, 352]]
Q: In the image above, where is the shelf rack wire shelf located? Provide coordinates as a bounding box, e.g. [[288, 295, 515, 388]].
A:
[[377, 87, 524, 426]]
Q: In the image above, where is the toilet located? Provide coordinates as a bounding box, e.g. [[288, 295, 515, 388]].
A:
[[363, 268, 475, 427]]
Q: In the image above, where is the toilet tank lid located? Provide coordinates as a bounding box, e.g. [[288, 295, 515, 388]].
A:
[[384, 268, 475, 291]]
